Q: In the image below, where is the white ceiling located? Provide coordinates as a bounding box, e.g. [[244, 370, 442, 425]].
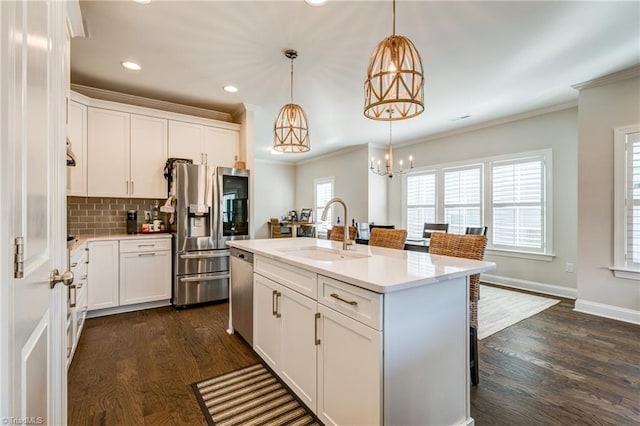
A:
[[71, 0, 640, 163]]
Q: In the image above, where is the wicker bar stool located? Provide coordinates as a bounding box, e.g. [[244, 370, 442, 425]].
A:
[[328, 225, 357, 241], [368, 228, 408, 250], [428, 232, 487, 386]]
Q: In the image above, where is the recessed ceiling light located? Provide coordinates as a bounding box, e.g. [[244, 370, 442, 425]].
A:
[[305, 0, 327, 6], [121, 61, 141, 71], [132, 0, 151, 4], [223, 85, 238, 93]]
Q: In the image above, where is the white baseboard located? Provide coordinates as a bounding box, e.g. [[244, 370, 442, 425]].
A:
[[574, 299, 640, 325], [87, 299, 171, 318], [480, 274, 577, 299]]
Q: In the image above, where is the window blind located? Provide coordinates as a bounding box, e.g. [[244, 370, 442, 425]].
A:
[[627, 134, 640, 266], [492, 157, 544, 251], [443, 165, 482, 234], [406, 172, 436, 239], [315, 179, 333, 235]]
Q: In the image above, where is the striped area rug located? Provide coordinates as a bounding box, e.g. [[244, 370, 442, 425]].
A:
[[192, 363, 321, 426]]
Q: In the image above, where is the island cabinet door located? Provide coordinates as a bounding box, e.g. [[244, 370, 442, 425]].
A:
[[253, 274, 281, 370], [317, 304, 382, 426], [278, 285, 318, 413]]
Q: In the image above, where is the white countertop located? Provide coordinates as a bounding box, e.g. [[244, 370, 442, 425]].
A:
[[69, 232, 172, 254], [228, 238, 496, 294]]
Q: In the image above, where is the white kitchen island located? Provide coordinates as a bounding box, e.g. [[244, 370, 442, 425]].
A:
[[227, 237, 496, 426]]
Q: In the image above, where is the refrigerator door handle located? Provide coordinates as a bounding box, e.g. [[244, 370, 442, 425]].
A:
[[179, 251, 229, 259]]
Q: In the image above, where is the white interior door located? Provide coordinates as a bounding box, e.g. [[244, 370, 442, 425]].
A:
[[1, 1, 68, 423]]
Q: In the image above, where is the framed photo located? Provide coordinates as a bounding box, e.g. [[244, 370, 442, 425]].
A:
[[299, 208, 312, 222]]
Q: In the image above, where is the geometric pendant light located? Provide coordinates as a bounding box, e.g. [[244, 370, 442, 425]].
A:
[[364, 0, 424, 121], [273, 49, 311, 153]]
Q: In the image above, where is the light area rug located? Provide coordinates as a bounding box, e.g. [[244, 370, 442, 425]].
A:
[[192, 363, 321, 426], [478, 284, 560, 340]]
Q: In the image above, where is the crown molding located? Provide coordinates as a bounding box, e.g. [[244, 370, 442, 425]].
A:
[[295, 144, 367, 166], [254, 158, 297, 166], [70, 84, 234, 123], [571, 65, 640, 91]]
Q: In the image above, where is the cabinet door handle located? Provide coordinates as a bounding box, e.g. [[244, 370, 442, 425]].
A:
[[125, 180, 129, 195], [330, 293, 358, 306], [138, 243, 156, 248], [138, 253, 156, 257], [71, 262, 78, 268], [272, 290, 277, 316], [131, 181, 134, 195], [205, 153, 208, 164], [314, 312, 321, 346]]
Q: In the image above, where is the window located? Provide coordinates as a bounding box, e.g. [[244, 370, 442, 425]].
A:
[[406, 172, 436, 239], [403, 150, 552, 255], [491, 156, 545, 252], [314, 177, 334, 237], [444, 165, 482, 235], [613, 125, 640, 278]]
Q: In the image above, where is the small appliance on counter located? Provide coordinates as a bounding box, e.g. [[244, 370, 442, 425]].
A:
[[127, 210, 137, 234]]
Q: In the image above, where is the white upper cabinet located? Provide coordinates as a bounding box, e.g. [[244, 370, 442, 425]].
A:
[[168, 121, 204, 164], [87, 108, 130, 197], [168, 121, 239, 167], [130, 115, 168, 199], [67, 100, 87, 196], [87, 108, 168, 198], [204, 126, 239, 168]]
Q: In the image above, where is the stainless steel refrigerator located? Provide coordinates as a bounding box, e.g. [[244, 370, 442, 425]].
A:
[[169, 163, 249, 307]]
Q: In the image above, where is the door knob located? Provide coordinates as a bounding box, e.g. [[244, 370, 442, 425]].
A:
[[50, 269, 74, 289]]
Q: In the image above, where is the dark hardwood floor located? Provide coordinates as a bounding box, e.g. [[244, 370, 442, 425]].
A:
[[68, 296, 640, 425]]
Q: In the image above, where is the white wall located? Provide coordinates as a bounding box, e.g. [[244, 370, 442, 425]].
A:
[[253, 160, 296, 239], [295, 146, 370, 226], [390, 107, 579, 295], [368, 145, 390, 225], [576, 74, 640, 321]]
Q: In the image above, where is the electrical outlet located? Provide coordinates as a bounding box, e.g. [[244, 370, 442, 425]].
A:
[[565, 262, 574, 273], [144, 211, 151, 221]]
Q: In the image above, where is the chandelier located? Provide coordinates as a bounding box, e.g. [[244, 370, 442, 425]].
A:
[[364, 0, 424, 121], [370, 109, 414, 178], [273, 49, 310, 153]]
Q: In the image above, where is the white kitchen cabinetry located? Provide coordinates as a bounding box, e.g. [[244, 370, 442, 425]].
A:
[[129, 115, 168, 198], [203, 126, 239, 168], [119, 238, 171, 305], [168, 121, 204, 164], [67, 243, 88, 366], [253, 256, 379, 419], [254, 273, 318, 409], [87, 108, 130, 197], [168, 120, 239, 167], [87, 240, 120, 310], [67, 100, 87, 196], [87, 108, 168, 198]]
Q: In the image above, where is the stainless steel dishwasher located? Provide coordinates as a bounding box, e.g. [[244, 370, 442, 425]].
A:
[[230, 247, 253, 345]]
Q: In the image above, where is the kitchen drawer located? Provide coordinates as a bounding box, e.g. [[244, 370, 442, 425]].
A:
[[254, 255, 317, 300], [318, 275, 383, 331], [120, 238, 171, 253], [70, 245, 87, 268]]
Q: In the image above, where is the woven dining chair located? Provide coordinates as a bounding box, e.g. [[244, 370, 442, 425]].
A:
[[328, 225, 357, 241], [428, 232, 487, 386], [368, 228, 408, 250]]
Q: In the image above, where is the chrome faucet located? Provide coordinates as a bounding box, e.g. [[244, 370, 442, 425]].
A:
[[321, 197, 353, 250]]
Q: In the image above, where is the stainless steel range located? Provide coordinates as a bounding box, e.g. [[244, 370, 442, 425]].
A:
[[169, 163, 249, 308]]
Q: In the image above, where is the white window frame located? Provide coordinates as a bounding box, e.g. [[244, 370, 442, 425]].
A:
[[612, 124, 640, 280], [402, 149, 553, 259], [314, 176, 334, 238]]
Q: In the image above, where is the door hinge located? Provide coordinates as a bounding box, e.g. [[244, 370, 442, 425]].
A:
[[14, 237, 24, 279]]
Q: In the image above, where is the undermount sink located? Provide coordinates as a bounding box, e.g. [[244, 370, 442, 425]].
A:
[[277, 246, 370, 262]]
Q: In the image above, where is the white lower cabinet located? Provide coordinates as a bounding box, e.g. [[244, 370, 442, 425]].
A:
[[317, 304, 381, 426], [87, 240, 120, 310], [253, 256, 382, 423], [119, 246, 171, 305]]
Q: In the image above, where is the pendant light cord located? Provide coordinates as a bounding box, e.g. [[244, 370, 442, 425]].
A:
[[392, 0, 396, 36], [290, 58, 294, 103]]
